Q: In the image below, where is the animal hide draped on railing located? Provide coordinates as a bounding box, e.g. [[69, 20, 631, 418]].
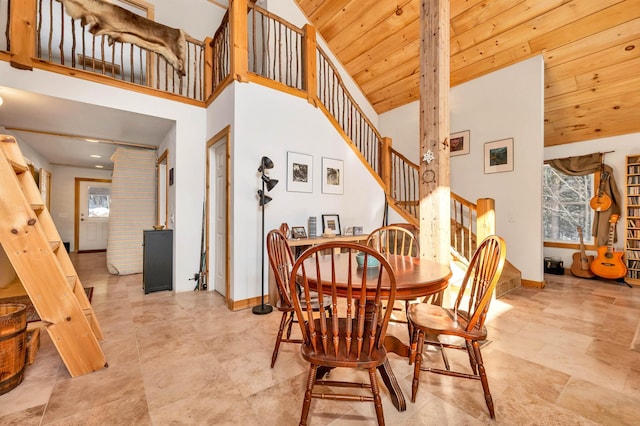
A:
[[56, 0, 187, 75]]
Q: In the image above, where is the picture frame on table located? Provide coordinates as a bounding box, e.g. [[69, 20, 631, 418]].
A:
[[287, 152, 313, 192], [321, 214, 342, 235], [321, 157, 344, 194], [484, 138, 514, 174], [291, 226, 307, 239], [450, 130, 470, 156]]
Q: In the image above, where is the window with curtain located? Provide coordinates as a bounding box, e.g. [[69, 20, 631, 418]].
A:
[[543, 164, 595, 243]]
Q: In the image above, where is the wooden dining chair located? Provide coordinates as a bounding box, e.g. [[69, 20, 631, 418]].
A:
[[407, 235, 506, 418], [289, 242, 397, 426], [266, 229, 332, 368], [366, 225, 419, 258]]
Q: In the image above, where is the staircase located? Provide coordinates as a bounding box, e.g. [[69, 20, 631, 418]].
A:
[[0, 135, 107, 377]]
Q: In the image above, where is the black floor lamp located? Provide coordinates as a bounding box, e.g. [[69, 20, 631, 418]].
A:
[[253, 156, 278, 315]]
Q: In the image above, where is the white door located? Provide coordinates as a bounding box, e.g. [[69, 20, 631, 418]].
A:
[[209, 140, 227, 296], [78, 181, 111, 251]]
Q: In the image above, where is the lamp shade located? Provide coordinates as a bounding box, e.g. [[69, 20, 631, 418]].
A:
[[262, 175, 279, 191], [258, 156, 274, 172], [257, 190, 272, 206]]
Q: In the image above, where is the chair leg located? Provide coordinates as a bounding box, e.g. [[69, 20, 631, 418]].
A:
[[286, 312, 295, 339], [465, 340, 478, 375], [472, 340, 495, 419], [271, 312, 288, 368], [369, 367, 385, 426], [299, 364, 317, 426], [411, 330, 425, 402]]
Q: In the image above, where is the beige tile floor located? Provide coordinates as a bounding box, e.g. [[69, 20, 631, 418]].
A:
[[1, 252, 640, 425]]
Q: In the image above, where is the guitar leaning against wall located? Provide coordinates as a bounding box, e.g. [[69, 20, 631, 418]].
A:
[[590, 214, 628, 280], [570, 226, 596, 279]]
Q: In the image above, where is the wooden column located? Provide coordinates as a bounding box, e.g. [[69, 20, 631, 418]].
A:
[[302, 24, 317, 105], [9, 0, 36, 70], [229, 0, 249, 82], [418, 0, 450, 264]]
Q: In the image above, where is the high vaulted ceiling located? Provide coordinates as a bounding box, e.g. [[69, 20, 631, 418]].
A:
[[295, 0, 640, 147]]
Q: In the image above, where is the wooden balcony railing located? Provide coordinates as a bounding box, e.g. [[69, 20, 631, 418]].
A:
[[4, 0, 210, 103]]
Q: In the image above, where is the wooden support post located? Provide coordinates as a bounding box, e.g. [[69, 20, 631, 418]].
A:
[[203, 37, 213, 100], [476, 198, 496, 243], [9, 0, 36, 70], [302, 24, 317, 105], [418, 0, 450, 264], [229, 0, 249, 82], [380, 137, 392, 195]]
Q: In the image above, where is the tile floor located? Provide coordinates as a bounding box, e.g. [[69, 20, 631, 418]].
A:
[[1, 252, 640, 425]]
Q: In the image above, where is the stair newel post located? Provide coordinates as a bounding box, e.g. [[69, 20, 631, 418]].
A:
[[8, 0, 36, 70], [229, 0, 249, 82], [476, 198, 496, 243], [380, 137, 393, 196], [203, 36, 214, 100], [302, 24, 317, 104]]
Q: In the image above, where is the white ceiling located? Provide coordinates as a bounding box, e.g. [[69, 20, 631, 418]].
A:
[[0, 86, 175, 170]]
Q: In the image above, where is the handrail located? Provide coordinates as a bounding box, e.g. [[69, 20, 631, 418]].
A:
[[316, 47, 381, 175], [211, 11, 230, 94]]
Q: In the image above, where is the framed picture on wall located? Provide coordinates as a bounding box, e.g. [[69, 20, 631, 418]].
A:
[[287, 152, 313, 192], [484, 138, 514, 174], [450, 130, 470, 156], [321, 157, 344, 194]]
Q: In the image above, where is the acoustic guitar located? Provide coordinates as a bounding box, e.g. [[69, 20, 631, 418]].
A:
[[570, 226, 596, 278], [589, 170, 612, 212], [590, 214, 627, 279]]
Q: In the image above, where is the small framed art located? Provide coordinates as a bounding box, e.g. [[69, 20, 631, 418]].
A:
[[287, 152, 313, 192], [484, 138, 514, 174], [321, 214, 342, 235], [291, 226, 307, 239], [321, 157, 344, 194], [450, 130, 470, 156]]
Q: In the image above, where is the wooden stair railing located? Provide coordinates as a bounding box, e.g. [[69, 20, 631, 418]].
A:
[[0, 134, 107, 377]]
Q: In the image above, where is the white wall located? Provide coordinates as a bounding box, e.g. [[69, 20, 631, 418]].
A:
[[150, 0, 226, 40], [49, 165, 113, 252], [544, 132, 639, 268], [379, 56, 546, 283], [220, 82, 386, 302]]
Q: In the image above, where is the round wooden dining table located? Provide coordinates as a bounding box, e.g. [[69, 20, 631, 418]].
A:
[[298, 252, 452, 412]]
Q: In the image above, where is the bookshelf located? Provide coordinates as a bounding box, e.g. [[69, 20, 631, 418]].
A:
[[626, 155, 640, 285]]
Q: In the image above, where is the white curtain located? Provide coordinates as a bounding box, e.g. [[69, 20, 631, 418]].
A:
[[107, 147, 157, 275]]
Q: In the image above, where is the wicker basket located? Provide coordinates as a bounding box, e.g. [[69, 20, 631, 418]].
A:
[[0, 304, 27, 395]]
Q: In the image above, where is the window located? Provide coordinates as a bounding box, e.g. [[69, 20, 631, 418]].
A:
[[543, 165, 594, 243], [87, 186, 111, 218]]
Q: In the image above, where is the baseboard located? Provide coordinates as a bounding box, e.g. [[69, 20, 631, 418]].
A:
[[521, 278, 545, 289], [229, 295, 272, 312]]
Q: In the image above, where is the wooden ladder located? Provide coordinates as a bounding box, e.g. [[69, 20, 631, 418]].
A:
[[0, 134, 107, 377]]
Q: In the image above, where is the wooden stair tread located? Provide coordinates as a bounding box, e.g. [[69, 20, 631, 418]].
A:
[[0, 134, 106, 377]]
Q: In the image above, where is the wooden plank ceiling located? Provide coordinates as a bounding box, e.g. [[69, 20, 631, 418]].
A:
[[295, 0, 640, 146]]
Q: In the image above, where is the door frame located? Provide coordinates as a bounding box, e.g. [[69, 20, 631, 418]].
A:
[[205, 126, 231, 304], [157, 149, 169, 229], [74, 178, 112, 253]]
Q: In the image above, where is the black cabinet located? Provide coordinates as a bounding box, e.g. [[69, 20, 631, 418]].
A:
[[143, 229, 173, 294]]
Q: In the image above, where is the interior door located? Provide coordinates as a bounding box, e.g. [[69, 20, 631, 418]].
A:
[[208, 139, 227, 296], [78, 180, 111, 251]]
